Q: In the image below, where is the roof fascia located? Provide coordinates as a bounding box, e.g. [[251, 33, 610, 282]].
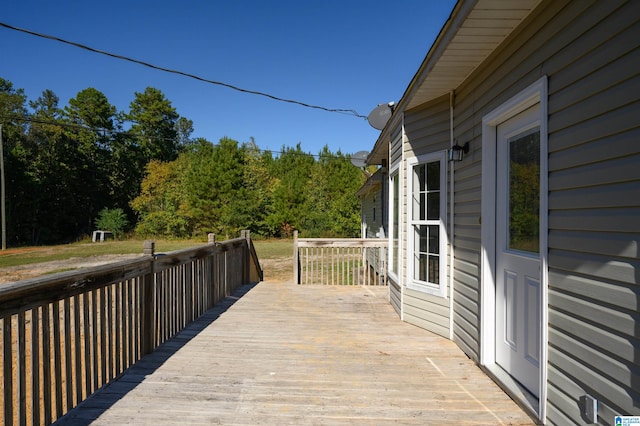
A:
[[368, 0, 474, 163]]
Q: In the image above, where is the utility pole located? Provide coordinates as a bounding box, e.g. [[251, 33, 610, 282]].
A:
[[0, 124, 5, 250]]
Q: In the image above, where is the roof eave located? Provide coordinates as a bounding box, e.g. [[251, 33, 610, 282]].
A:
[[368, 0, 542, 159]]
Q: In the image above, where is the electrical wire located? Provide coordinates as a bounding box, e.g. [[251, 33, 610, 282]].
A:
[[0, 114, 357, 160], [0, 21, 368, 120]]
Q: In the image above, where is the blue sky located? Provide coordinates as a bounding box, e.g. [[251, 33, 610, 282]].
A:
[[1, 1, 456, 156]]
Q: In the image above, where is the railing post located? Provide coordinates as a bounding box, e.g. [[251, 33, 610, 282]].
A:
[[242, 230, 250, 285], [378, 247, 388, 285], [293, 230, 299, 284], [143, 240, 155, 256], [141, 240, 155, 355], [207, 233, 215, 307]]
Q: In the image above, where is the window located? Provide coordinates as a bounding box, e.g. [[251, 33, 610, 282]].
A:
[[373, 196, 377, 222], [407, 152, 447, 296], [388, 170, 400, 278], [508, 127, 540, 253]]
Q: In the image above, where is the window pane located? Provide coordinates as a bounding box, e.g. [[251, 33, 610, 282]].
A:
[[509, 128, 540, 253], [413, 224, 440, 284], [428, 224, 439, 254], [427, 161, 440, 190], [414, 225, 426, 281], [418, 225, 427, 252], [413, 164, 425, 221], [427, 192, 439, 220], [417, 253, 428, 282], [429, 255, 439, 284], [414, 164, 425, 191]]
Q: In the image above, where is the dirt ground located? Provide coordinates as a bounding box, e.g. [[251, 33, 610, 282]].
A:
[[258, 257, 293, 282], [0, 255, 292, 285], [0, 254, 144, 284]]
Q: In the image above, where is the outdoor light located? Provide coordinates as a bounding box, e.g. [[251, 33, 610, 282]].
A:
[[449, 142, 469, 162]]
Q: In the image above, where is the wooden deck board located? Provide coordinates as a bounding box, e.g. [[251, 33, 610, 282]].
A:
[[56, 282, 534, 425]]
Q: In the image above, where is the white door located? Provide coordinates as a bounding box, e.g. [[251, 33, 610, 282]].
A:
[[495, 104, 541, 397]]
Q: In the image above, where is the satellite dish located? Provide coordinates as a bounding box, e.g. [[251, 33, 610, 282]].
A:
[[350, 150, 369, 168], [367, 102, 394, 130]]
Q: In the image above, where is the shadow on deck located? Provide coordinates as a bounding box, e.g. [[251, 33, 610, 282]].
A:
[[56, 282, 534, 425]]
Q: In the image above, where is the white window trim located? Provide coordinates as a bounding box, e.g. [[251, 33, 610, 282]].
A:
[[387, 163, 401, 284], [405, 150, 448, 297]]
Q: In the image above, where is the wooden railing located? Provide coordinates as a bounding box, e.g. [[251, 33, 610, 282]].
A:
[[293, 231, 387, 286], [0, 231, 262, 426]]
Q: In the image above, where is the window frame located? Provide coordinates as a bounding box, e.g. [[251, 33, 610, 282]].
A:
[[388, 164, 400, 282], [405, 151, 447, 296]]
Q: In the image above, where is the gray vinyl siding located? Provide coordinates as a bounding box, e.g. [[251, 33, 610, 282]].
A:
[[402, 95, 452, 338], [390, 124, 403, 166], [450, 159, 482, 361], [446, 0, 639, 422], [388, 123, 403, 318], [403, 288, 450, 338], [404, 96, 450, 157], [544, 0, 639, 422], [360, 191, 382, 238], [389, 278, 401, 316], [360, 193, 374, 237]]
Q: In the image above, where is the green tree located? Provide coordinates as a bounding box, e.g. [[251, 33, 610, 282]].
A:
[[175, 116, 194, 147], [242, 139, 275, 237], [267, 144, 314, 237], [64, 88, 119, 232], [301, 146, 363, 237], [130, 159, 190, 237], [182, 137, 246, 236], [109, 126, 144, 217], [65, 87, 117, 135], [0, 78, 31, 244], [27, 89, 85, 243], [323, 148, 364, 237], [94, 207, 129, 239], [126, 87, 180, 163]]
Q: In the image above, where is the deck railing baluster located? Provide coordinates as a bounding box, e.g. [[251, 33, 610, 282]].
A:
[[3, 316, 13, 426], [32, 307, 41, 426], [17, 312, 25, 425], [293, 237, 388, 287], [0, 231, 261, 425]]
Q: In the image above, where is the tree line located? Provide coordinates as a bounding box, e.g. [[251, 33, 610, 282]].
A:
[[0, 77, 365, 246]]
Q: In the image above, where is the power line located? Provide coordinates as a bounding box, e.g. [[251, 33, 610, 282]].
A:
[[0, 21, 368, 120], [0, 114, 114, 134], [0, 114, 358, 160]]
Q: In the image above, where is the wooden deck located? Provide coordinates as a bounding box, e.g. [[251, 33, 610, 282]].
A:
[[56, 281, 534, 425]]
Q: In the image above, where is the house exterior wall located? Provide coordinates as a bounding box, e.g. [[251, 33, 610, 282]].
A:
[[358, 169, 389, 286], [388, 124, 404, 316], [442, 0, 640, 422], [403, 95, 452, 338], [359, 185, 383, 239]]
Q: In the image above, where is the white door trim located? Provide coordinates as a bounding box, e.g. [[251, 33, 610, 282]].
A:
[[480, 76, 548, 421]]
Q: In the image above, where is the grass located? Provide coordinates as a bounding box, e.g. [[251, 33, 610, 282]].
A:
[[0, 237, 294, 269], [253, 239, 293, 259]]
